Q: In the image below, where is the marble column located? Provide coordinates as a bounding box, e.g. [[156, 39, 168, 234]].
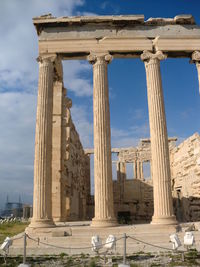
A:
[[135, 160, 142, 179], [191, 51, 200, 94], [29, 55, 55, 228], [117, 162, 126, 204], [141, 50, 177, 225], [117, 161, 121, 182], [140, 161, 144, 180], [117, 162, 126, 182], [88, 52, 117, 227], [134, 160, 137, 179]]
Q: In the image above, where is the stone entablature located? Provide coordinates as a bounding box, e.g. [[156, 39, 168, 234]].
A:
[[33, 14, 199, 58], [85, 137, 177, 162]]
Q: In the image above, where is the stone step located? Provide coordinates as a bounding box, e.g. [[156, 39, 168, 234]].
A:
[[9, 223, 200, 256]]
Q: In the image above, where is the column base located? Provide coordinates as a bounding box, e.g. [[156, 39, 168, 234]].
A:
[[91, 218, 118, 228], [151, 215, 177, 225], [53, 217, 66, 223], [28, 218, 55, 228]]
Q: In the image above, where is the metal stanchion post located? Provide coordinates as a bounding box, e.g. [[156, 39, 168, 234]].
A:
[[18, 233, 30, 267], [118, 233, 130, 267], [23, 233, 26, 264], [123, 233, 126, 265]]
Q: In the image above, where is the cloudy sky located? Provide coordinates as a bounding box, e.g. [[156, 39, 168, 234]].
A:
[[0, 0, 200, 209]]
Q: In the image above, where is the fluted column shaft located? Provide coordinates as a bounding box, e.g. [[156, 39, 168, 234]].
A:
[[134, 160, 137, 179], [30, 55, 55, 228], [140, 161, 144, 180], [191, 51, 200, 94], [135, 160, 143, 180], [88, 52, 117, 227], [141, 51, 177, 225], [117, 161, 121, 182], [117, 162, 126, 181], [117, 162, 126, 203]]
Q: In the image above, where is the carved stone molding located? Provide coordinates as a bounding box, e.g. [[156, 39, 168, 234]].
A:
[[37, 54, 63, 82], [191, 51, 200, 94], [37, 53, 57, 63], [87, 52, 113, 65], [141, 50, 167, 63], [191, 51, 200, 63]]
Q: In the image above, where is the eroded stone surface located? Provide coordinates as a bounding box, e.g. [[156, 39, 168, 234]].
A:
[[171, 133, 200, 222], [84, 134, 200, 223], [112, 134, 200, 223]]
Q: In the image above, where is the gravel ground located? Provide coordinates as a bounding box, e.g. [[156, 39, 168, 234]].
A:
[[1, 250, 200, 267]]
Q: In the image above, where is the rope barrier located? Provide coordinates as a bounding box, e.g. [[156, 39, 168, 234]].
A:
[[127, 235, 185, 253], [0, 235, 23, 247], [2, 233, 185, 253], [11, 236, 22, 241], [0, 232, 189, 257], [27, 234, 124, 251]]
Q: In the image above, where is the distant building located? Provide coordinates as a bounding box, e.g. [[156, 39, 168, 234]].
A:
[[1, 196, 32, 218], [23, 205, 33, 219]]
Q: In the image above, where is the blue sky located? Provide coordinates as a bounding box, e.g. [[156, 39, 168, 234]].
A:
[[0, 0, 200, 209]]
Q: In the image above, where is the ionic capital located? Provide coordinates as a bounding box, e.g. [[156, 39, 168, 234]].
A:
[[37, 54, 63, 82], [191, 51, 200, 63], [191, 51, 200, 95], [37, 54, 57, 64], [87, 52, 113, 65], [141, 50, 167, 63]]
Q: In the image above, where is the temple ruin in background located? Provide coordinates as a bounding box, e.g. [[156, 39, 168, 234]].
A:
[[29, 14, 200, 230], [85, 134, 200, 223]]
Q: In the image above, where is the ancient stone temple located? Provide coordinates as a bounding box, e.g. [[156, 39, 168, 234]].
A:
[[85, 134, 200, 224], [29, 14, 200, 229]]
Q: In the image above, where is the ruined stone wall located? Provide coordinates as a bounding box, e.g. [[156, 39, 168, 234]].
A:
[[170, 133, 200, 222], [112, 140, 154, 223], [112, 135, 200, 223], [63, 98, 90, 221], [112, 138, 182, 223], [52, 85, 90, 222], [113, 179, 153, 223]]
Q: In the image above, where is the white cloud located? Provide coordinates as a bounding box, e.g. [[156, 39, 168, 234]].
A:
[[0, 91, 37, 208], [76, 11, 98, 16], [0, 0, 89, 209], [63, 61, 93, 97], [70, 103, 150, 150], [71, 104, 93, 147], [111, 122, 150, 148], [112, 136, 139, 148], [0, 0, 85, 94], [130, 123, 149, 136]]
